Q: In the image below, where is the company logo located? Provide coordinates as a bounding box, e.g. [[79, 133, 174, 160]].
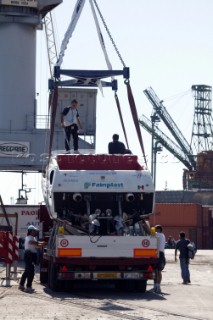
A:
[[0, 141, 29, 157], [84, 182, 124, 189], [84, 182, 91, 189]]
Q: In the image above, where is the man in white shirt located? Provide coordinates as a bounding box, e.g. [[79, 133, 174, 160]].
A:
[[19, 225, 45, 293], [61, 99, 83, 153], [154, 225, 166, 293]]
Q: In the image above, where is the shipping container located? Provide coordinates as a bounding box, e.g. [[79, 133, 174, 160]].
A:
[[150, 203, 213, 249], [151, 203, 200, 227]]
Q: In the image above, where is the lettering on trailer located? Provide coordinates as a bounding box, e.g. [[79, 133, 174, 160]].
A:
[[0, 0, 38, 7], [21, 210, 38, 215], [84, 182, 124, 189], [0, 141, 29, 157]]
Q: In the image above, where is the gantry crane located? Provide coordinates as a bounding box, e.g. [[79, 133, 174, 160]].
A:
[[191, 85, 213, 153]]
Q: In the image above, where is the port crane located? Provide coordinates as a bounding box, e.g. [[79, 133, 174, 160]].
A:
[[143, 87, 196, 171], [44, 12, 58, 79], [139, 115, 193, 166], [141, 86, 213, 190]]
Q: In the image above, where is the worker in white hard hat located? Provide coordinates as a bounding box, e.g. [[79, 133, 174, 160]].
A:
[[18, 225, 45, 293]]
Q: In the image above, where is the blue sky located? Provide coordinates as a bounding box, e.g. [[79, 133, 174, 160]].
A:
[[1, 0, 213, 204]]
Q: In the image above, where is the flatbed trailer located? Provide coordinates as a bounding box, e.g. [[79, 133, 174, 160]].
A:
[[40, 220, 158, 292]]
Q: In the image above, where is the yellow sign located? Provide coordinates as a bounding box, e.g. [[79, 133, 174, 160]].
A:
[[0, 0, 38, 7], [97, 273, 119, 279]]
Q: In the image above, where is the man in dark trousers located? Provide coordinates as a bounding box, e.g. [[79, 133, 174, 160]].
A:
[[19, 225, 45, 293], [61, 99, 83, 154], [175, 231, 191, 284], [108, 134, 131, 154]]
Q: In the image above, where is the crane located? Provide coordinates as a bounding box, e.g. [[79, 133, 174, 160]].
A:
[[191, 85, 213, 153], [139, 115, 193, 171], [143, 87, 196, 171], [44, 12, 58, 79]]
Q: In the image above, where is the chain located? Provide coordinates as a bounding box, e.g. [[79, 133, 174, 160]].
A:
[[92, 0, 126, 68]]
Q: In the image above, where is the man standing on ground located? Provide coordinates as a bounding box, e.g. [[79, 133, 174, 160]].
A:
[[61, 99, 83, 153], [154, 225, 166, 293], [175, 231, 191, 284], [19, 225, 45, 293]]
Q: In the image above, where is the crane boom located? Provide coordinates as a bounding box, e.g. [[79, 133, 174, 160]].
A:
[[144, 87, 196, 170], [44, 12, 58, 78], [139, 115, 193, 170]]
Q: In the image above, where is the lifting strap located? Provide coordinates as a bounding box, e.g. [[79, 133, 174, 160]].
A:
[[48, 83, 58, 158], [126, 81, 147, 167], [89, 0, 112, 71], [53, 0, 146, 165], [90, 0, 129, 149], [114, 93, 129, 150], [56, 0, 86, 67]]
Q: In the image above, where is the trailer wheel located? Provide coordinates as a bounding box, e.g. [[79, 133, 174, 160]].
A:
[[48, 261, 62, 292], [40, 269, 48, 284], [116, 280, 135, 292], [135, 280, 147, 293], [39, 251, 48, 284]]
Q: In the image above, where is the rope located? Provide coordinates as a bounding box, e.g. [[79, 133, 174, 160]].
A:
[[92, 0, 126, 68]]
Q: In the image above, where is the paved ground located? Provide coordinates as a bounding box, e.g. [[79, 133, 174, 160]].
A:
[[0, 249, 213, 320]]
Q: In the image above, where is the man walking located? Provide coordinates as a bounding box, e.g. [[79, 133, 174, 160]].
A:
[[61, 99, 83, 153], [175, 231, 191, 284]]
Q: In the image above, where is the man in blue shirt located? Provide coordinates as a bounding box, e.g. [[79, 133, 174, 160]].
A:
[[175, 231, 191, 284]]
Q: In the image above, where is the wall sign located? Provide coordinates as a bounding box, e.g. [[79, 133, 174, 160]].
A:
[[0, 141, 30, 157], [0, 0, 38, 7]]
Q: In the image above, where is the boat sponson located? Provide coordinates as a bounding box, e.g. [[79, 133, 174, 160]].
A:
[[56, 154, 143, 171]]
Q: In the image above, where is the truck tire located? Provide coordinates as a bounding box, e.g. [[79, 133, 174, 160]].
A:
[[40, 269, 48, 284], [135, 280, 147, 293], [48, 261, 62, 292], [39, 250, 48, 284]]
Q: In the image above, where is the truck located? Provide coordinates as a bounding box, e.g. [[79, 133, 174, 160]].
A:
[[39, 152, 158, 292], [39, 5, 158, 290]]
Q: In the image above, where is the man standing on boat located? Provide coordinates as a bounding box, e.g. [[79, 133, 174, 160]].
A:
[[61, 99, 83, 154]]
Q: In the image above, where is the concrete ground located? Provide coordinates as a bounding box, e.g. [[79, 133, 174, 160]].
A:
[[0, 249, 213, 320]]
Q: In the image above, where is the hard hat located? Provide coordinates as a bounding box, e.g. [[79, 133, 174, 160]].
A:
[[27, 225, 38, 231]]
